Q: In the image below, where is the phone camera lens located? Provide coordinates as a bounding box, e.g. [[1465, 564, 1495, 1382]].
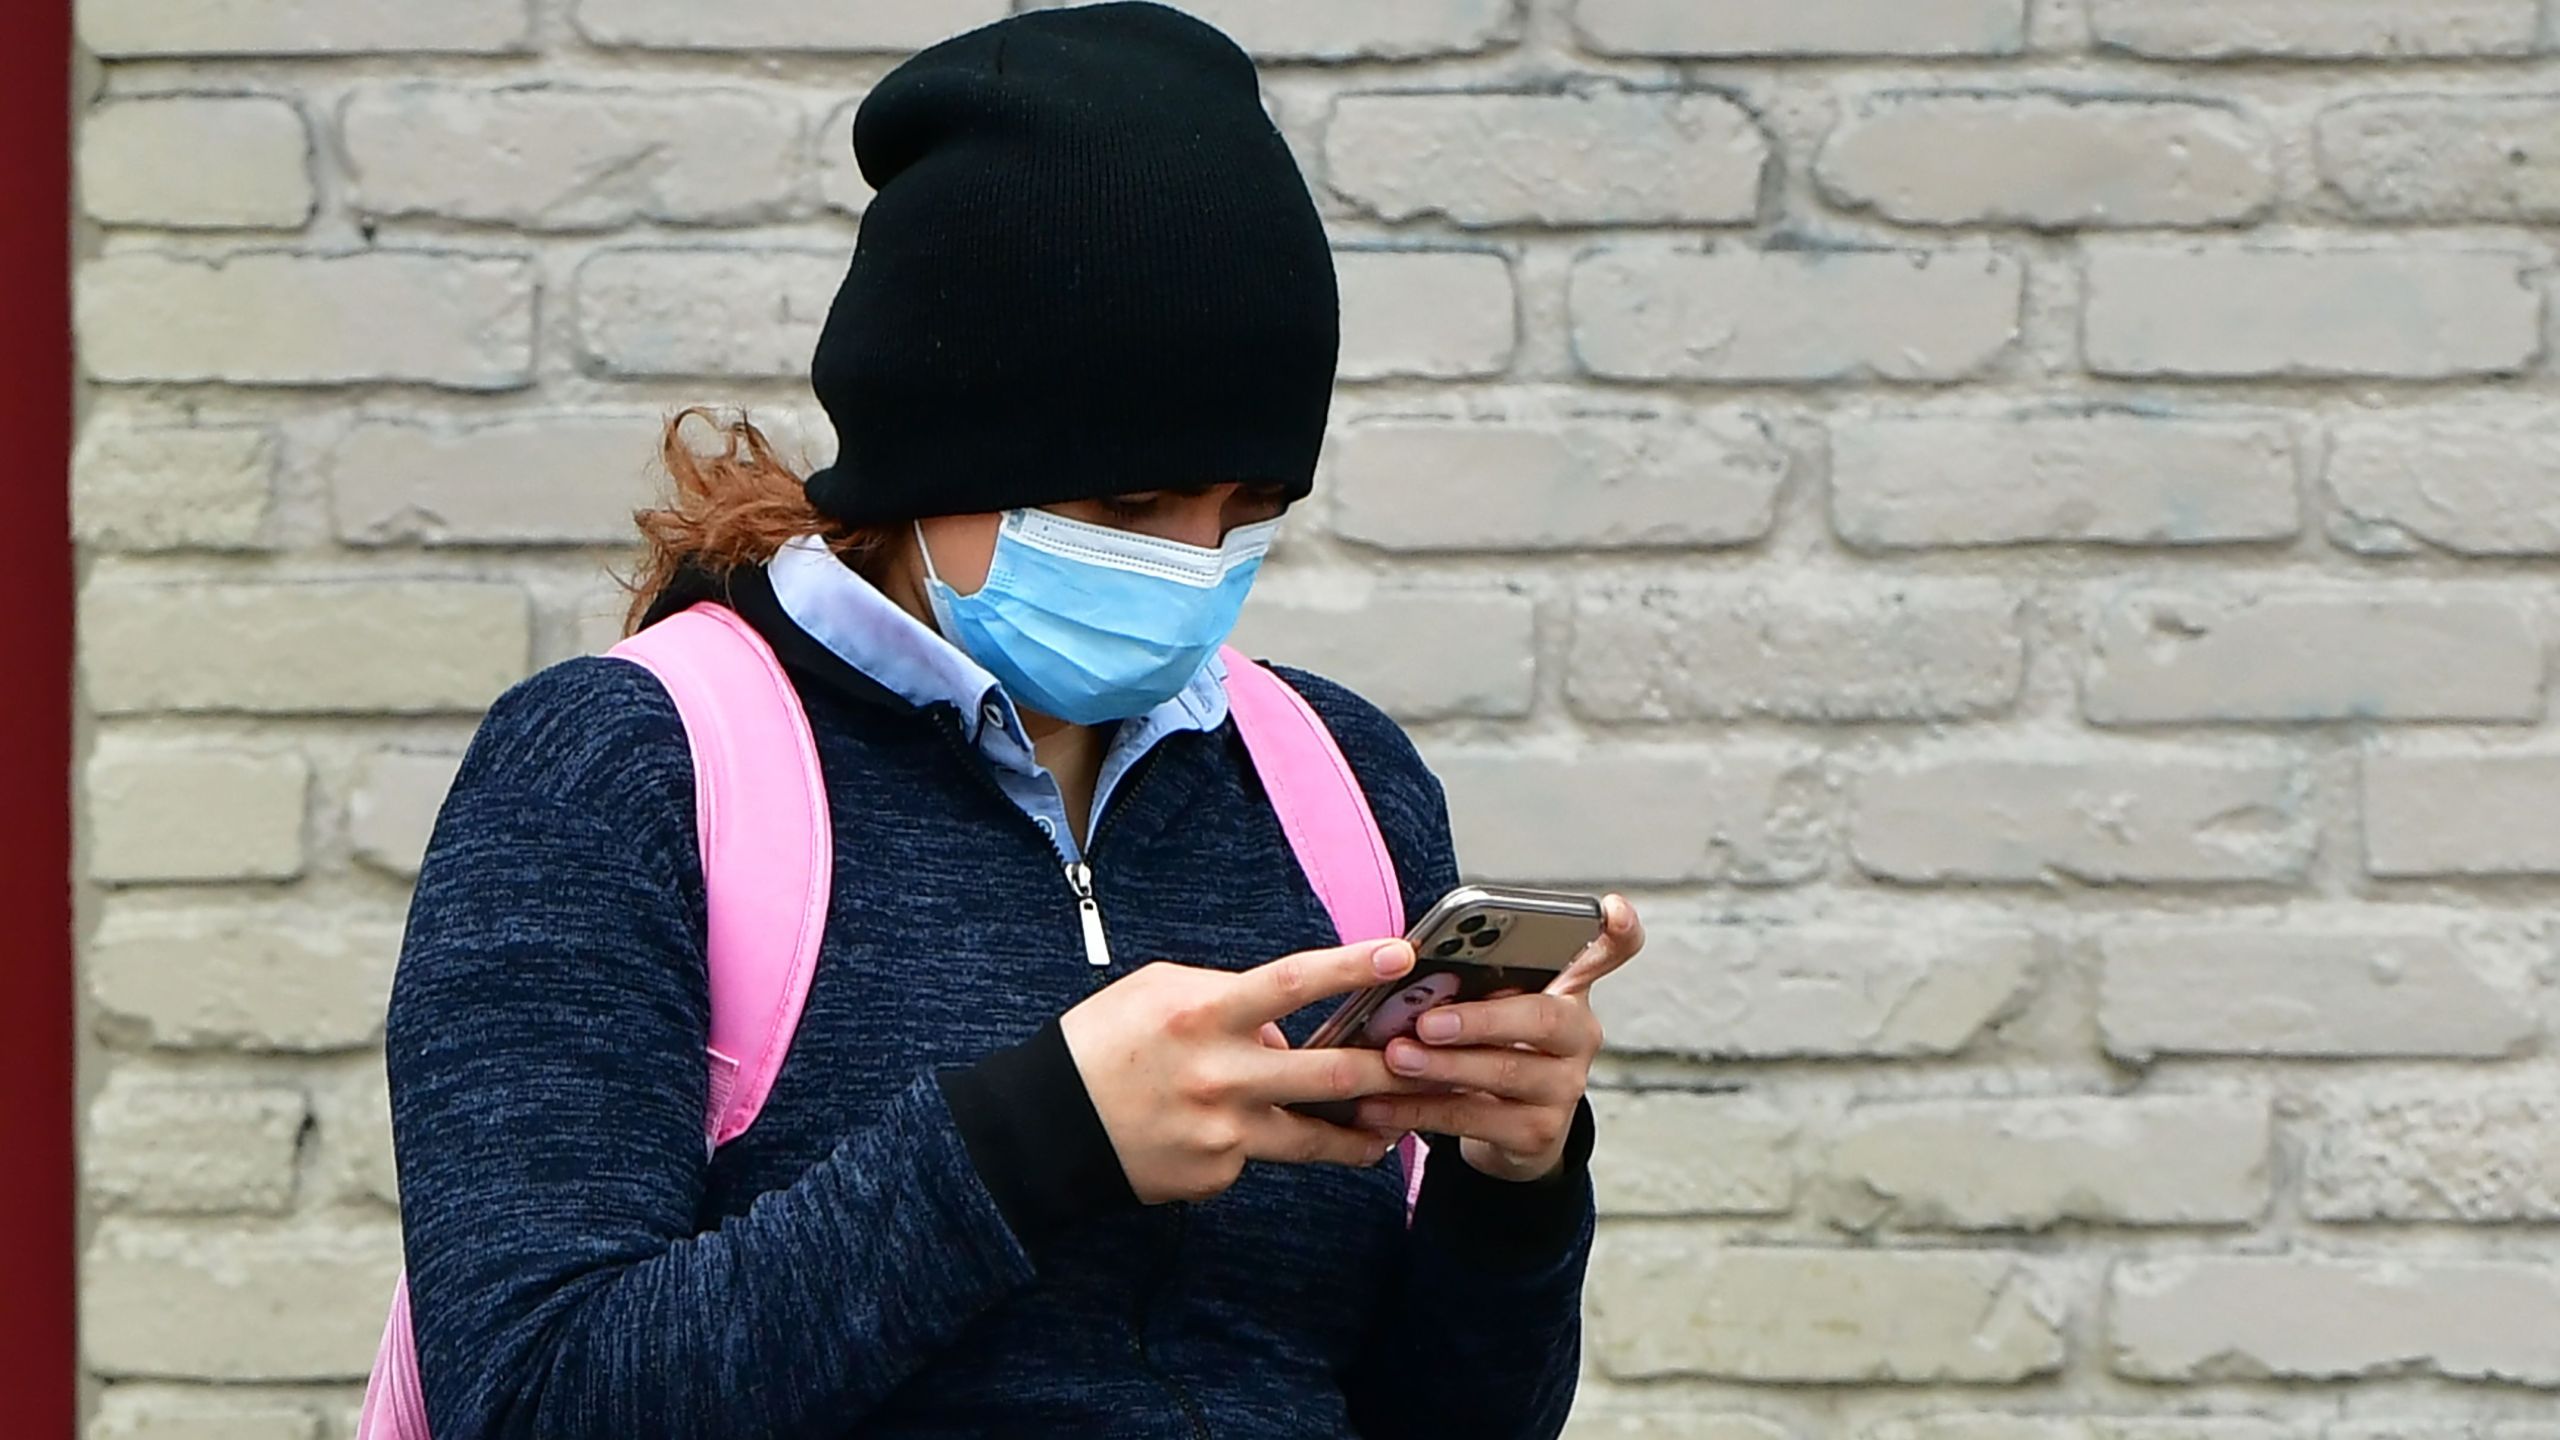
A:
[[1468, 930, 1499, 949], [1433, 937, 1467, 959], [1456, 915, 1486, 935]]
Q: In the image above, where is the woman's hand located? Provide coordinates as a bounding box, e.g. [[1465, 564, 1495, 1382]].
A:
[[1349, 894, 1646, 1183], [1061, 938, 1425, 1204]]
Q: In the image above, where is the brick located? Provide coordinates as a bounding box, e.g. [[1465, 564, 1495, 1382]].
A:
[[2327, 412, 2560, 558], [81, 97, 313, 230], [2329, 1427, 2560, 1440], [78, 251, 536, 390], [1063, 0, 1520, 59], [2320, 97, 2560, 222], [2100, 922, 2536, 1061], [1570, 579, 2023, 723], [1330, 408, 1786, 552], [85, 1070, 305, 1216], [1337, 249, 1516, 381], [1820, 1096, 2269, 1231], [74, 421, 276, 552], [1589, 1091, 1796, 1216], [1594, 923, 2038, 1060], [2365, 748, 2560, 877], [816, 96, 873, 216], [1832, 412, 2299, 550], [1326, 89, 1764, 227], [574, 247, 841, 379], [82, 1220, 403, 1380], [2083, 589, 2544, 725], [1591, 1242, 2066, 1382], [1852, 748, 2312, 886], [1570, 1415, 1793, 1440], [78, 0, 529, 55], [1821, 93, 2269, 230], [2108, 1256, 2560, 1384], [2090, 0, 2536, 59], [331, 414, 660, 546], [574, 0, 1007, 51], [1424, 743, 1825, 886], [1230, 579, 1534, 722], [2083, 247, 2540, 380], [1572, 247, 2021, 383], [350, 751, 464, 878], [82, 581, 530, 716], [87, 748, 308, 884], [2306, 1088, 2560, 1222], [312, 1064, 398, 1207], [1871, 1421, 2292, 1440], [343, 84, 802, 231], [1574, 0, 2026, 57], [91, 1388, 322, 1440], [89, 902, 399, 1052]]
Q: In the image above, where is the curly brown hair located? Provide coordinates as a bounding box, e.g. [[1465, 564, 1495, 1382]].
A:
[[619, 407, 894, 635]]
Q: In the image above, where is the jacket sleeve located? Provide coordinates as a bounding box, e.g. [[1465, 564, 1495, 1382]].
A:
[[1276, 667, 1598, 1440], [1343, 1111, 1597, 1440], [386, 659, 1040, 1440]]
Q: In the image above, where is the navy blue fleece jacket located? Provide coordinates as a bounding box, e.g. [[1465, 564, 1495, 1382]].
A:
[[384, 566, 1595, 1439]]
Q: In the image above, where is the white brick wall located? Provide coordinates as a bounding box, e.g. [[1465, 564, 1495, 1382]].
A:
[[67, 0, 2560, 1433], [1816, 94, 2274, 230], [339, 86, 806, 231]]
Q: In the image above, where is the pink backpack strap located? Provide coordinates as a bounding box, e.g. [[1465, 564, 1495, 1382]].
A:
[[609, 603, 835, 1148], [355, 1274, 429, 1438], [1220, 648, 1428, 1219], [1220, 650, 1403, 943], [356, 604, 836, 1440]]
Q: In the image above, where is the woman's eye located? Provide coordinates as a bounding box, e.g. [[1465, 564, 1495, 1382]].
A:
[[1098, 494, 1161, 519]]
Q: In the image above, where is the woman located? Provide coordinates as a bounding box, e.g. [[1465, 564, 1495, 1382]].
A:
[[385, 6, 1644, 1437]]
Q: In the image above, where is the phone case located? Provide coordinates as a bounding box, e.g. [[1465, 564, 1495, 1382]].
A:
[[1290, 885, 1604, 1126]]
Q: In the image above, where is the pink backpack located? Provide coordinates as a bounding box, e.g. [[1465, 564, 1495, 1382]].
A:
[[356, 603, 1421, 1438]]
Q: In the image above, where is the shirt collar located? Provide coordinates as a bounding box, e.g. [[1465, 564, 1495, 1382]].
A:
[[763, 534, 1229, 746]]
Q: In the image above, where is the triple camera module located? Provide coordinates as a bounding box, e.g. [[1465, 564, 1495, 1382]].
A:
[[1431, 911, 1510, 959]]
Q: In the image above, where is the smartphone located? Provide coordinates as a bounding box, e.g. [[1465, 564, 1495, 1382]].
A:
[[1290, 885, 1606, 1125]]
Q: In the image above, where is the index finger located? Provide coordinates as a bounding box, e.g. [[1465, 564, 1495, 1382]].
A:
[[1227, 938, 1415, 1027]]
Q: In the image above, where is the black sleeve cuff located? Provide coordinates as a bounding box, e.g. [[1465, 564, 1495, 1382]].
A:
[[937, 1018, 1139, 1246], [1410, 1097, 1597, 1273]]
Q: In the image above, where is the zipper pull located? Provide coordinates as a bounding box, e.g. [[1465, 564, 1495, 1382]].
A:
[[1066, 862, 1112, 968]]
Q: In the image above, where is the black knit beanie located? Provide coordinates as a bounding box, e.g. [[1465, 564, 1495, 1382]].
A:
[[801, 2, 1341, 527]]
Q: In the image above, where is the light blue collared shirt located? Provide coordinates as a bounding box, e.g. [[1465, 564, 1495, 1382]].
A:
[[765, 534, 1229, 865]]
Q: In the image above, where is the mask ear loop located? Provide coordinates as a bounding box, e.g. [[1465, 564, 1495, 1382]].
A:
[[912, 520, 944, 588], [911, 518, 993, 649]]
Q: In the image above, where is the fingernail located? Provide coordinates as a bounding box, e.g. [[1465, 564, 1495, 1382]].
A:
[[1372, 941, 1412, 977], [1417, 1010, 1460, 1043], [1387, 1040, 1430, 1075]]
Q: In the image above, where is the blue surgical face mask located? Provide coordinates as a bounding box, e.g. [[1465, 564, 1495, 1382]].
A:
[[917, 507, 1280, 726]]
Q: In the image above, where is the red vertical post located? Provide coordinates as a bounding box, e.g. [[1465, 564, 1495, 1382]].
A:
[[0, 9, 79, 1434]]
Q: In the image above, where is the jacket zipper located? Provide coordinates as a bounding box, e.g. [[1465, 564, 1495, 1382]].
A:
[[1065, 862, 1111, 967], [932, 711, 1205, 1433], [1131, 1205, 1212, 1440], [928, 710, 1165, 977]]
